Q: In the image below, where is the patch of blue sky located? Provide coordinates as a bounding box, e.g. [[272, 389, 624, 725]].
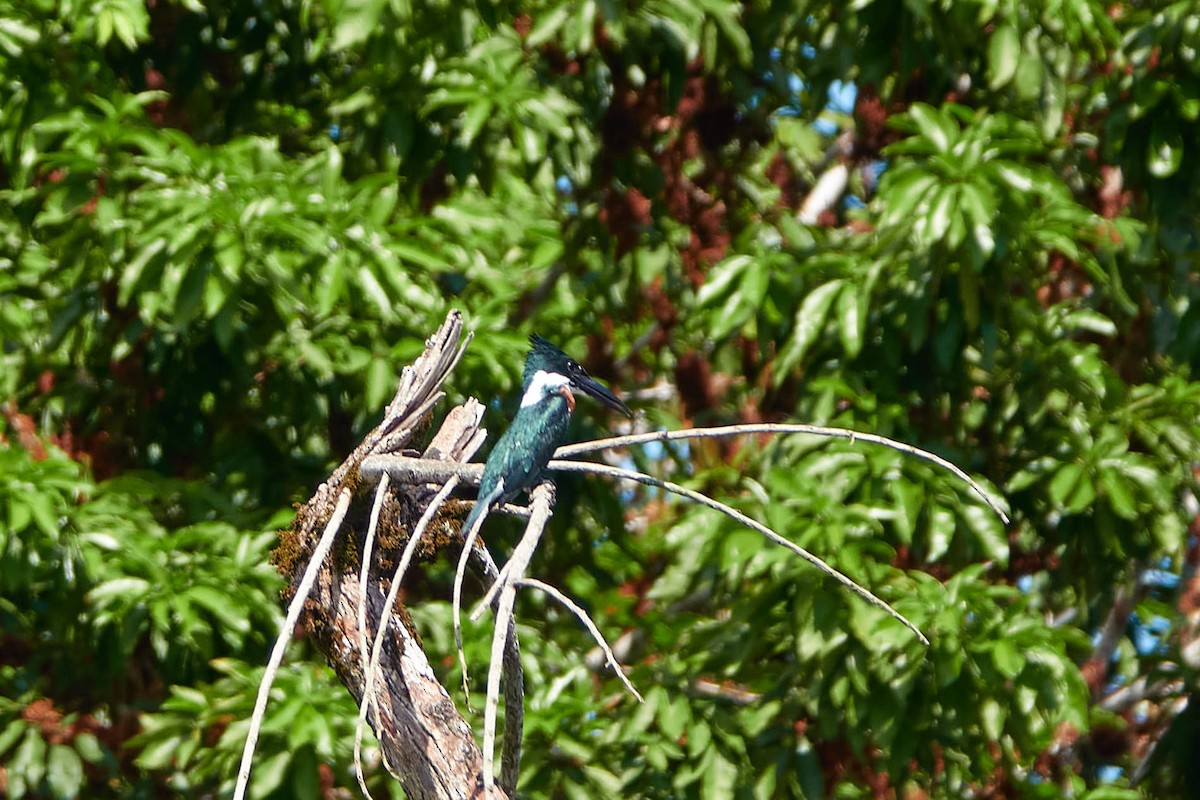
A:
[[1130, 612, 1172, 656], [863, 159, 888, 192], [554, 174, 579, 216], [1143, 555, 1184, 591], [826, 79, 857, 114], [643, 440, 667, 461], [609, 432, 692, 506]]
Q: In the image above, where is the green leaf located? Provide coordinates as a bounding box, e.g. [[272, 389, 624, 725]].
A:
[[1081, 787, 1141, 800], [696, 255, 751, 307], [0, 719, 28, 756], [96, 8, 114, 46], [980, 696, 1006, 739], [687, 717, 712, 757], [185, 585, 250, 635], [332, 0, 386, 49], [924, 185, 956, 245], [526, 5, 571, 47], [658, 692, 689, 741], [926, 505, 955, 562], [1013, 46, 1043, 100], [1048, 462, 1083, 507], [702, 747, 737, 799], [993, 637, 1025, 678], [110, 0, 148, 50], [1042, 73, 1067, 138], [907, 104, 956, 152], [25, 492, 59, 537], [47, 744, 84, 799], [878, 169, 938, 229], [252, 749, 291, 797], [119, 238, 167, 307], [174, 261, 209, 327], [460, 99, 494, 146], [1064, 467, 1097, 513], [987, 25, 1021, 89], [889, 479, 923, 543], [1062, 309, 1117, 337], [87, 577, 152, 605], [1098, 467, 1137, 520], [775, 280, 844, 379], [962, 502, 1007, 563], [835, 282, 864, 357], [14, 728, 47, 788], [72, 733, 104, 765], [707, 0, 752, 67], [365, 357, 395, 411]]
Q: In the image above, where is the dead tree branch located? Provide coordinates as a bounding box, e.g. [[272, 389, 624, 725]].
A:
[[254, 311, 519, 800], [249, 311, 1012, 800]]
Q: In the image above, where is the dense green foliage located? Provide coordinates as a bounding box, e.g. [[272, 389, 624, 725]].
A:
[[3, 0, 1199, 797]]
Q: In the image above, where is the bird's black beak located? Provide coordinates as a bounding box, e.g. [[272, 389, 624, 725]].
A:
[[573, 374, 633, 418]]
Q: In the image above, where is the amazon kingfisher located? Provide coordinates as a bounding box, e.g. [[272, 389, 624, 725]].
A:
[[461, 334, 632, 537]]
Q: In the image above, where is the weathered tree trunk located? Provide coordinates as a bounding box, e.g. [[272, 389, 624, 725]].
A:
[[272, 311, 520, 799]]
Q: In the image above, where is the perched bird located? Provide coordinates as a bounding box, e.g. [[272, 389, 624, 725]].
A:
[[461, 334, 632, 537]]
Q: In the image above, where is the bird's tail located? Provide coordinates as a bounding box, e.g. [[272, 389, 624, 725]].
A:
[[460, 481, 504, 553]]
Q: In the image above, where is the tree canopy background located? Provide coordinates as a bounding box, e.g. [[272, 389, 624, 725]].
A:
[[2, 0, 1199, 797]]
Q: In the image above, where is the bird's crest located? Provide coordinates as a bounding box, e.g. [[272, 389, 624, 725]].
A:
[[524, 334, 580, 384], [524, 334, 632, 417]]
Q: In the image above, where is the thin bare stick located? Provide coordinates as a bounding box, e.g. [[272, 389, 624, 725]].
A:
[[359, 474, 390, 670], [473, 553, 516, 617], [355, 475, 461, 788], [352, 474, 391, 800], [459, 532, 525, 794], [480, 482, 555, 795], [547, 459, 931, 646], [517, 578, 643, 703], [452, 480, 501, 704], [555, 424, 1009, 524], [234, 488, 352, 800], [485, 578, 518, 797]]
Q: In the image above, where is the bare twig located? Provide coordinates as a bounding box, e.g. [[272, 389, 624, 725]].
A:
[[555, 424, 1009, 524], [480, 549, 525, 796], [359, 474, 391, 673], [478, 482, 555, 795], [474, 553, 515, 617], [547, 459, 931, 646], [235, 488, 352, 800], [692, 677, 762, 706], [362, 423, 1008, 527], [361, 443, 988, 645], [451, 511, 526, 794], [353, 474, 391, 799], [1101, 675, 1185, 714], [452, 480, 500, 704], [485, 584, 519, 797], [518, 578, 643, 702]]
